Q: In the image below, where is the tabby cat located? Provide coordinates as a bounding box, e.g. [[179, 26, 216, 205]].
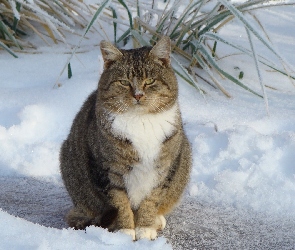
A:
[[60, 36, 192, 240]]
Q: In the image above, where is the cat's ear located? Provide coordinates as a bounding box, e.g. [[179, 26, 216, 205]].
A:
[[149, 36, 171, 67], [100, 40, 123, 69]]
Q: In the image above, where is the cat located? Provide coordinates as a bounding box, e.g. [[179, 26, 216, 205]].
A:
[[59, 36, 192, 240]]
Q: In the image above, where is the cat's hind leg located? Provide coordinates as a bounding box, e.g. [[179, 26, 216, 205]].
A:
[[66, 205, 118, 230], [66, 207, 96, 230]]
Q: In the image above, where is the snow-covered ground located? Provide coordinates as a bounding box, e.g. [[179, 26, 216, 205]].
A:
[[1, 2, 295, 249]]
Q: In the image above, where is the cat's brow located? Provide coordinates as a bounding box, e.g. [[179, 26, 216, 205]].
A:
[[117, 78, 131, 82]]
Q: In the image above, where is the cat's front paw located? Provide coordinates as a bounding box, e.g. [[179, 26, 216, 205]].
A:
[[154, 215, 166, 231], [135, 227, 157, 240], [118, 229, 135, 241]]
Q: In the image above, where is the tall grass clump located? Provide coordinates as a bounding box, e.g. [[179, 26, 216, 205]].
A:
[[2, 0, 294, 108], [0, 0, 93, 57], [98, 0, 294, 112]]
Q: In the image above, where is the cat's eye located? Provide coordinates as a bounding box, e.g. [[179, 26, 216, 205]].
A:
[[144, 78, 155, 85], [119, 80, 130, 86]]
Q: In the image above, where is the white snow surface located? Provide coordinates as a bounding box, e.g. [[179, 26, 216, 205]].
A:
[[0, 2, 295, 249], [0, 208, 170, 249]]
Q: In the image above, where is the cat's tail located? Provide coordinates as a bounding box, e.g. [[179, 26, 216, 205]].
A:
[[66, 205, 118, 230]]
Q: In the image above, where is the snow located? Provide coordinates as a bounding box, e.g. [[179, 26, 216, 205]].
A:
[[1, 1, 295, 249], [0, 209, 170, 249]]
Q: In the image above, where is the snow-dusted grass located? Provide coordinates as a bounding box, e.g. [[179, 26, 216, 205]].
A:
[[0, 2, 295, 249], [97, 0, 295, 102], [0, 0, 91, 50]]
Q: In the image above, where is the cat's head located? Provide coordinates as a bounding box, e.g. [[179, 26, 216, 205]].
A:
[[98, 37, 178, 115]]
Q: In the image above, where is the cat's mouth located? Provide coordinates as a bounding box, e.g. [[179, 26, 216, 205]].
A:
[[129, 100, 153, 114], [133, 99, 143, 106], [132, 102, 146, 112]]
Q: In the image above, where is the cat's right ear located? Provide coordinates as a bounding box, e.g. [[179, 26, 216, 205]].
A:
[[100, 40, 123, 69], [149, 36, 171, 67]]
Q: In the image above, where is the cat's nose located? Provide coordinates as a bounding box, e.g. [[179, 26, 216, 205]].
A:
[[134, 93, 143, 101]]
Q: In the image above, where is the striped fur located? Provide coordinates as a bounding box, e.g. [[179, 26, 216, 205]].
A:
[[60, 37, 192, 240]]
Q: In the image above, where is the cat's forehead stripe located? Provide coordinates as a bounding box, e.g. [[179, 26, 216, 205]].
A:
[[120, 47, 152, 78]]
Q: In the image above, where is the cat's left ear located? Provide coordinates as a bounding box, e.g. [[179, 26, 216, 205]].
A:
[[100, 40, 123, 69], [149, 36, 171, 67]]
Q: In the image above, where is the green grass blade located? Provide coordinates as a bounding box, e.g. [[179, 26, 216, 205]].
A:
[[246, 28, 269, 114], [175, 0, 205, 47], [150, 13, 171, 44], [199, 46, 262, 97], [212, 41, 217, 57], [203, 32, 295, 80], [193, 52, 231, 98], [169, 0, 202, 38], [109, 6, 118, 43], [179, 2, 222, 40], [197, 12, 230, 37], [218, 0, 286, 64], [0, 41, 18, 58], [0, 20, 22, 49], [136, 0, 140, 18], [192, 41, 262, 98], [12, 2, 21, 32], [171, 54, 206, 100], [116, 28, 131, 44], [239, 71, 244, 79], [155, 3, 177, 31], [174, 68, 200, 90], [136, 0, 141, 32], [203, 32, 249, 54], [118, 0, 133, 29], [190, 0, 266, 39], [150, 0, 180, 43], [263, 64, 295, 80], [3, 17, 26, 36], [55, 0, 112, 87], [196, 0, 265, 32], [131, 30, 149, 46], [85, 0, 112, 35], [68, 63, 73, 79]]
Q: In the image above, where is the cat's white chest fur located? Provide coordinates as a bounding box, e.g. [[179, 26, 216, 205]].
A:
[[111, 104, 178, 209]]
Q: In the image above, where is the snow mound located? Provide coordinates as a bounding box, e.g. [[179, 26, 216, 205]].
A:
[[188, 123, 295, 215], [0, 210, 171, 250]]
